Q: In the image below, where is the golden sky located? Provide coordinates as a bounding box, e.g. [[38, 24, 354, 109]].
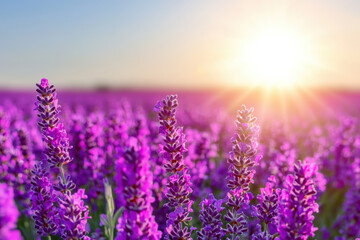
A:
[[0, 0, 359, 89]]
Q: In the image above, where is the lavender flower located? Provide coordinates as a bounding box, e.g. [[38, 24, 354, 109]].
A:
[[115, 135, 161, 239], [154, 95, 194, 239], [58, 189, 91, 240], [268, 143, 296, 187], [278, 160, 319, 240], [35, 78, 71, 168], [0, 106, 11, 179], [31, 78, 90, 239], [0, 183, 22, 240], [185, 129, 217, 199], [6, 126, 35, 213], [197, 194, 225, 240], [331, 117, 359, 188], [253, 176, 281, 236], [335, 158, 360, 239], [0, 119, 36, 218], [227, 105, 261, 191], [30, 162, 58, 237], [68, 114, 85, 183], [224, 188, 253, 238], [75, 113, 105, 201], [148, 120, 168, 228], [251, 231, 274, 240], [225, 105, 261, 238], [103, 107, 130, 179]]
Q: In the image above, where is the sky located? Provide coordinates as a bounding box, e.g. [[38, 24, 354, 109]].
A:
[[0, 0, 359, 90]]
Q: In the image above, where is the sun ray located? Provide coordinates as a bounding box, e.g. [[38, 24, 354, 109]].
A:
[[226, 85, 259, 113]]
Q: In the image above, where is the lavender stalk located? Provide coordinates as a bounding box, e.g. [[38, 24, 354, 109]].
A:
[[154, 95, 195, 239], [225, 105, 261, 239]]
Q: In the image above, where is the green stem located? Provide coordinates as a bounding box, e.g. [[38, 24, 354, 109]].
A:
[[47, 235, 51, 240], [110, 227, 114, 240], [60, 165, 66, 184]]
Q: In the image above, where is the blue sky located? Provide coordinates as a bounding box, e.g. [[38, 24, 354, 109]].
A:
[[1, 0, 359, 89]]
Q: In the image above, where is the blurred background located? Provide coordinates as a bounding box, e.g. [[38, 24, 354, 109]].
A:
[[0, 0, 359, 91]]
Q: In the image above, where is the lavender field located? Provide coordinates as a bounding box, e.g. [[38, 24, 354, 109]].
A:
[[0, 79, 360, 240]]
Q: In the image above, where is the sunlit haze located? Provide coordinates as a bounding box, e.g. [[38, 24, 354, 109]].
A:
[[0, 0, 359, 90], [241, 27, 310, 89]]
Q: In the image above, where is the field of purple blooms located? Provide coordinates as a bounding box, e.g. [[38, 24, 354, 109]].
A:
[[0, 79, 359, 240]]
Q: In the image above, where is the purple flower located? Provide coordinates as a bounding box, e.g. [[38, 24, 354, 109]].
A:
[[35, 78, 71, 168], [71, 113, 105, 202], [225, 105, 261, 238], [224, 188, 253, 237], [30, 162, 59, 236], [58, 189, 91, 240], [103, 108, 130, 178], [184, 129, 218, 199], [31, 79, 90, 238], [278, 160, 319, 240], [253, 176, 281, 236], [330, 117, 359, 188], [1, 123, 35, 215], [335, 158, 360, 239], [155, 95, 194, 239], [0, 106, 11, 179], [197, 194, 225, 240], [0, 183, 22, 240], [251, 230, 276, 240], [115, 129, 161, 239], [268, 143, 297, 187], [227, 105, 261, 191]]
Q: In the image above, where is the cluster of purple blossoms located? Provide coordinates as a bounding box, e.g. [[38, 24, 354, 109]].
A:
[[58, 189, 90, 239], [30, 78, 90, 239], [197, 194, 225, 240], [278, 160, 319, 240], [253, 176, 281, 238], [30, 162, 58, 236], [268, 143, 297, 187], [330, 117, 360, 189], [334, 158, 360, 239], [147, 119, 169, 229], [115, 135, 161, 239], [35, 78, 72, 168], [0, 77, 345, 240], [224, 188, 253, 238], [0, 106, 11, 179], [74, 113, 105, 202], [154, 95, 194, 239], [185, 129, 217, 199], [0, 106, 35, 214], [227, 105, 261, 191], [103, 108, 129, 178], [0, 183, 22, 240], [225, 105, 261, 238], [68, 114, 86, 184]]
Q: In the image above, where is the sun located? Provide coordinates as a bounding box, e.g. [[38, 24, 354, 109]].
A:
[[242, 28, 309, 89]]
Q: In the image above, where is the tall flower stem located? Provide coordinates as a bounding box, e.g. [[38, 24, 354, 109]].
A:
[[60, 165, 66, 184]]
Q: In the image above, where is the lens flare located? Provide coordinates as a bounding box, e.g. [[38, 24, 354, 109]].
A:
[[241, 28, 310, 88]]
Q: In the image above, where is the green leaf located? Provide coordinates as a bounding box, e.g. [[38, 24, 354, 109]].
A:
[[113, 207, 124, 226]]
